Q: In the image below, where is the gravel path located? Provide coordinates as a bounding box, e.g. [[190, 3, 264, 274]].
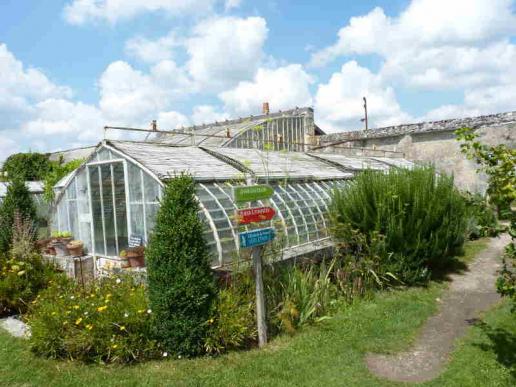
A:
[[366, 235, 509, 383]]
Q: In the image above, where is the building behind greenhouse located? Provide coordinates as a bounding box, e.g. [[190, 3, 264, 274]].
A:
[[51, 107, 414, 271]]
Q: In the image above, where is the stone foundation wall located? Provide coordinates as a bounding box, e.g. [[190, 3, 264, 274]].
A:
[[317, 111, 516, 193]]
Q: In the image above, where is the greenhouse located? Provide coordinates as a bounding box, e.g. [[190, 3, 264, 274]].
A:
[[51, 138, 414, 270]]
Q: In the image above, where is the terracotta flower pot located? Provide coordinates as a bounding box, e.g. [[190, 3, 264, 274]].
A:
[[66, 240, 84, 257], [52, 241, 69, 256], [127, 253, 145, 268]]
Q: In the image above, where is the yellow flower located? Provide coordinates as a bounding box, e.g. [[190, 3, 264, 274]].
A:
[[51, 311, 57, 316], [63, 321, 68, 326], [75, 317, 82, 325], [119, 326, 126, 331], [137, 309, 145, 314], [86, 324, 93, 331], [106, 293, 112, 298], [97, 305, 108, 312], [73, 305, 80, 310], [112, 344, 118, 349]]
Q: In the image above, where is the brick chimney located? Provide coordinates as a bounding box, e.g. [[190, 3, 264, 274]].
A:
[[262, 102, 270, 115]]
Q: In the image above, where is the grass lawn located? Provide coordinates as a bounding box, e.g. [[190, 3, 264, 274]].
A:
[[1, 238, 513, 386]]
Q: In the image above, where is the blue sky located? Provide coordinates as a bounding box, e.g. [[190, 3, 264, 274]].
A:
[[1, 0, 515, 160]]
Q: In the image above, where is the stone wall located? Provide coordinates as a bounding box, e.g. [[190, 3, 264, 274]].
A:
[[317, 111, 516, 193]]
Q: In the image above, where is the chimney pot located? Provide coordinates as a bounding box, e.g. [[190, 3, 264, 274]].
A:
[[262, 102, 270, 115]]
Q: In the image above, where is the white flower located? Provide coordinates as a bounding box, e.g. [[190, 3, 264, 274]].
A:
[[178, 355, 182, 359], [147, 309, 152, 314], [162, 352, 168, 357], [116, 278, 121, 284], [124, 313, 129, 318], [84, 311, 89, 316], [70, 296, 75, 300]]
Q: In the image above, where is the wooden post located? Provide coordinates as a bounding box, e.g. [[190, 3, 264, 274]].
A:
[[252, 245, 267, 347], [246, 177, 268, 347]]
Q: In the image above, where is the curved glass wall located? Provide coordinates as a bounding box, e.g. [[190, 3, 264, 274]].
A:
[[52, 146, 349, 268]]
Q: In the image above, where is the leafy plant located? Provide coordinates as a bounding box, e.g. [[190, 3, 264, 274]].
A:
[[266, 261, 338, 335], [50, 231, 73, 239], [329, 167, 467, 284], [146, 174, 216, 357], [205, 274, 257, 354], [0, 178, 37, 255], [463, 192, 499, 239], [0, 213, 57, 316], [28, 274, 160, 363], [43, 158, 84, 203], [1, 152, 52, 181], [456, 127, 516, 311]]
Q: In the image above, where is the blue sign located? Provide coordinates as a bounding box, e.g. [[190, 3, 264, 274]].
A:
[[239, 227, 275, 248]]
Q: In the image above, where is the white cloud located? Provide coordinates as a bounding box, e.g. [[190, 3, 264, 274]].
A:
[[311, 0, 516, 67], [310, 0, 516, 123], [191, 105, 229, 125], [22, 98, 104, 142], [0, 43, 71, 118], [224, 0, 242, 10], [63, 0, 218, 25], [0, 133, 19, 163], [186, 16, 268, 91], [219, 64, 313, 116], [98, 60, 191, 125], [125, 32, 180, 63], [314, 61, 410, 132], [157, 110, 190, 129], [0, 44, 104, 160]]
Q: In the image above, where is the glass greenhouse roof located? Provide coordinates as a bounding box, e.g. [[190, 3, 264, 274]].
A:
[[51, 140, 416, 270]]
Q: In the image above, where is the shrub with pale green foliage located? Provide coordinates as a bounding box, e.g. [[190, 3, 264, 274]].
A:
[[330, 167, 468, 284]]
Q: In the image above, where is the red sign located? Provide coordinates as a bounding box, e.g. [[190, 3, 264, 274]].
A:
[[236, 207, 276, 225]]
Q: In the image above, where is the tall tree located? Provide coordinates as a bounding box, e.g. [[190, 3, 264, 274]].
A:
[[146, 174, 216, 356]]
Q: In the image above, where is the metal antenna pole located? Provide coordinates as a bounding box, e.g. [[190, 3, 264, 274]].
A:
[[362, 97, 368, 131]]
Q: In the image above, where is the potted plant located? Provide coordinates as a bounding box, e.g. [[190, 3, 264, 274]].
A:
[[119, 250, 130, 268], [126, 246, 145, 267], [66, 240, 84, 256], [50, 231, 74, 256]]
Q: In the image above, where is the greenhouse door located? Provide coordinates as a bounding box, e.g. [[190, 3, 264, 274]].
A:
[[88, 162, 128, 256]]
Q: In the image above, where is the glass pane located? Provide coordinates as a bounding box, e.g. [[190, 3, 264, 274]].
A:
[[89, 166, 105, 255], [100, 164, 117, 256], [97, 148, 111, 161], [113, 163, 128, 253], [128, 163, 143, 203], [145, 203, 159, 238], [130, 204, 145, 241], [68, 200, 79, 240], [144, 173, 160, 203], [76, 170, 92, 253]]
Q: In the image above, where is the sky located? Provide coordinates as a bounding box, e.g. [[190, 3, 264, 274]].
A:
[[1, 0, 516, 161]]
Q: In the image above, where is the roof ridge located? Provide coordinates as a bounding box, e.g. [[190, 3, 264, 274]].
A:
[[170, 106, 313, 133]]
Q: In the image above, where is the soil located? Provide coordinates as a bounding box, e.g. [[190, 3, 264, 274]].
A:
[[365, 235, 510, 383]]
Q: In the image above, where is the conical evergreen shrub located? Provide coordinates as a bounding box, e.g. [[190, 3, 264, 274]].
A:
[[146, 174, 216, 356], [0, 178, 37, 255]]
